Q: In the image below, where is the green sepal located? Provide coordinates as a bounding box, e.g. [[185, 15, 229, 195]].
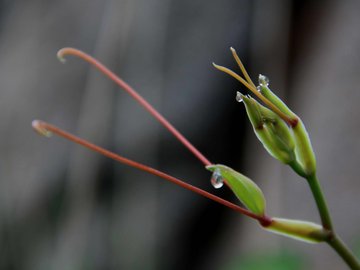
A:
[[264, 217, 329, 243], [242, 95, 295, 164], [206, 164, 266, 216]]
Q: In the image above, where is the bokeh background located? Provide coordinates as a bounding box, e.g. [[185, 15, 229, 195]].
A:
[[0, 0, 360, 269]]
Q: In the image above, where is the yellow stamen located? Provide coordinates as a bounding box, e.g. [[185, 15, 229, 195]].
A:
[[213, 63, 294, 126], [230, 47, 256, 89]]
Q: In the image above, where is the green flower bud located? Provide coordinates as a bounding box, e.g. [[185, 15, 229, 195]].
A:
[[258, 75, 316, 176], [206, 164, 266, 216], [265, 217, 330, 243], [241, 94, 295, 164]]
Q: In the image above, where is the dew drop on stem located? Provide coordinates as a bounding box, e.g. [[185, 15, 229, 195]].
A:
[[211, 169, 224, 189]]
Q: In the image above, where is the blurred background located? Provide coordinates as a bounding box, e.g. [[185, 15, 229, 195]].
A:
[[0, 0, 360, 269]]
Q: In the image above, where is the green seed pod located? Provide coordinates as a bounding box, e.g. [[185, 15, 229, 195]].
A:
[[257, 75, 316, 176], [241, 94, 295, 164], [265, 217, 330, 243], [206, 164, 266, 216]]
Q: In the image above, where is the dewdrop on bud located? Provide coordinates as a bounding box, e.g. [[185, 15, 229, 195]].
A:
[[258, 74, 269, 87], [256, 77, 316, 175], [210, 168, 224, 189], [206, 164, 266, 215], [236, 91, 243, 103]]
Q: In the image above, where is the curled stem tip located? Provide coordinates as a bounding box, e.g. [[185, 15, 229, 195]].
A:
[[32, 120, 271, 225], [32, 120, 52, 137], [57, 47, 83, 63], [55, 47, 211, 166], [57, 52, 66, 63]]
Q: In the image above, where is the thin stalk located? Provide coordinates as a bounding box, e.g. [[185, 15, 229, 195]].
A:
[[327, 235, 360, 270], [57, 47, 211, 166], [32, 120, 272, 226], [307, 174, 360, 269], [230, 47, 256, 89], [306, 174, 333, 230]]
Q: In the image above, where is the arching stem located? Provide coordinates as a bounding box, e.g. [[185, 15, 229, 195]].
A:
[[57, 47, 211, 166], [32, 120, 272, 226]]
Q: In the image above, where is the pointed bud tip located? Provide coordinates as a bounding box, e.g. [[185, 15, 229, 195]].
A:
[[32, 120, 52, 137], [212, 63, 229, 73], [212, 62, 224, 71]]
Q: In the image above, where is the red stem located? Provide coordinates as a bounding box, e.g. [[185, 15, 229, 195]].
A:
[[32, 120, 271, 226], [57, 47, 211, 167]]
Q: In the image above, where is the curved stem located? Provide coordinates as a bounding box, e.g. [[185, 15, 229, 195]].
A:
[[306, 174, 333, 230], [57, 47, 211, 166], [32, 120, 272, 226], [327, 235, 360, 270], [306, 174, 360, 269]]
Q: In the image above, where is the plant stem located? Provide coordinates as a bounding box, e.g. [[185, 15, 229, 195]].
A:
[[327, 235, 360, 270], [289, 160, 307, 178], [306, 173, 333, 230], [57, 48, 211, 167], [32, 120, 272, 226], [307, 174, 360, 269]]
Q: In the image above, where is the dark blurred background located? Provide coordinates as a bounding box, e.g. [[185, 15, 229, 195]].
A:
[[0, 0, 360, 269]]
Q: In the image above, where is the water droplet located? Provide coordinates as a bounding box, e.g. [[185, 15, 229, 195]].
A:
[[211, 169, 224, 189], [256, 86, 262, 92], [236, 91, 243, 103], [258, 74, 269, 87]]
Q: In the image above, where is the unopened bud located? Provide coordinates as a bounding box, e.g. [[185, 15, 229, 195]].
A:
[[258, 78, 316, 176], [265, 217, 330, 243], [206, 164, 266, 216], [241, 95, 295, 164]]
